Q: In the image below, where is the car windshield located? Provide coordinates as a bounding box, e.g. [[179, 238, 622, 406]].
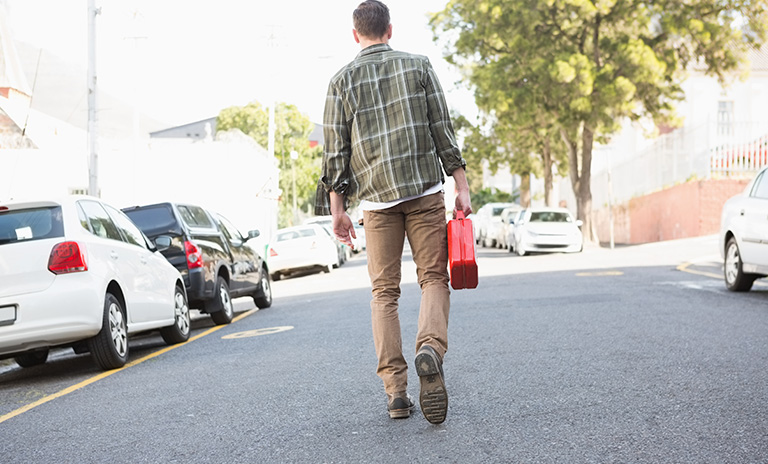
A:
[[123, 204, 182, 237], [0, 206, 64, 245], [529, 212, 572, 223], [492, 207, 507, 216]]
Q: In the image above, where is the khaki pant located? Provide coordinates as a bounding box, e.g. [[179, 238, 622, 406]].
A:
[[363, 192, 450, 397]]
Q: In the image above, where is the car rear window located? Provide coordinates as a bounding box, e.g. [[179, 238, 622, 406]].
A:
[[123, 204, 182, 237], [277, 228, 317, 241], [0, 206, 64, 245]]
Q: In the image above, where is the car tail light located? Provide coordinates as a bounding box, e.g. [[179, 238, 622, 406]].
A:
[[48, 241, 88, 274], [0, 206, 8, 211], [184, 240, 203, 269], [269, 247, 278, 257]]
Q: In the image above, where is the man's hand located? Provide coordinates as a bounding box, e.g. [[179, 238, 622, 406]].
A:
[[331, 212, 356, 249], [329, 190, 356, 249], [451, 167, 472, 218]]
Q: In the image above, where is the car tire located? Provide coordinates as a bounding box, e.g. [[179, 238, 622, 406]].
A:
[[89, 292, 129, 370], [724, 237, 756, 292], [160, 285, 191, 344], [253, 268, 273, 309], [14, 349, 49, 368], [208, 276, 234, 325]]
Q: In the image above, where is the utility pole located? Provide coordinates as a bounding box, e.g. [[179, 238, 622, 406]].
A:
[[87, 0, 101, 197]]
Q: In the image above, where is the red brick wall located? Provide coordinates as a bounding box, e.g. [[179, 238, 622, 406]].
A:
[[594, 178, 751, 244]]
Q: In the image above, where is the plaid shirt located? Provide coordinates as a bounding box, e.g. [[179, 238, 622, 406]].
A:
[[314, 44, 466, 215]]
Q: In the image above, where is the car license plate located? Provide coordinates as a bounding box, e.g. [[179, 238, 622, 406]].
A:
[[0, 305, 16, 326]]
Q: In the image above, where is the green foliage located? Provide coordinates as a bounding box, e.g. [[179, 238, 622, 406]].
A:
[[472, 187, 517, 210], [217, 102, 322, 228], [433, 0, 768, 235]]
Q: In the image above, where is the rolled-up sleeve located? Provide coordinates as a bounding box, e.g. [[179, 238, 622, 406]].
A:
[[315, 82, 352, 215], [423, 59, 466, 176]]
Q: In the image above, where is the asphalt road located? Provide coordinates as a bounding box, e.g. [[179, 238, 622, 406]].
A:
[[1, 235, 766, 463]]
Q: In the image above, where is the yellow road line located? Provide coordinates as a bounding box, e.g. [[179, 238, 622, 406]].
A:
[[677, 262, 768, 287], [676, 262, 722, 279], [0, 308, 257, 425]]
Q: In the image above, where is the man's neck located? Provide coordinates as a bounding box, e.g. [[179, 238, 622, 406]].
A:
[[359, 38, 388, 49]]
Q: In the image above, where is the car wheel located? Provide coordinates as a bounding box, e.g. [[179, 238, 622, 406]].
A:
[[253, 269, 273, 309], [161, 285, 191, 344], [14, 349, 49, 368], [89, 292, 129, 370], [724, 237, 756, 292], [208, 277, 234, 325]]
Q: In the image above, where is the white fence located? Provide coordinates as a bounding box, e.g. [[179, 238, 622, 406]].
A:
[[590, 121, 768, 208]]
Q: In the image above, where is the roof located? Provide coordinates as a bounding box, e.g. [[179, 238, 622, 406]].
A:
[[150, 117, 217, 140]]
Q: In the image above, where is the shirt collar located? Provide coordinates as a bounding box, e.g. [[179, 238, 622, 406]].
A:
[[356, 43, 392, 59]]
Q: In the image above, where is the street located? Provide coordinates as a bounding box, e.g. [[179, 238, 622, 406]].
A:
[[1, 235, 767, 463]]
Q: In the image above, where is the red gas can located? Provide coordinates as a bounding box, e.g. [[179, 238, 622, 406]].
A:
[[447, 210, 478, 290]]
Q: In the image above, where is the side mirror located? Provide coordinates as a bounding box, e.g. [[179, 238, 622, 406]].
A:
[[154, 235, 172, 251], [575, 220, 584, 227], [247, 230, 260, 241]]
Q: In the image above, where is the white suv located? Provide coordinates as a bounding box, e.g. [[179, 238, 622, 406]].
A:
[[719, 166, 768, 291]]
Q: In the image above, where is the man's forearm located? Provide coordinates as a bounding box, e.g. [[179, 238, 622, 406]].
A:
[[329, 190, 346, 216]]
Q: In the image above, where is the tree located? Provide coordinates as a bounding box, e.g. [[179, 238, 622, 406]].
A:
[[217, 101, 322, 227], [432, 0, 768, 240]]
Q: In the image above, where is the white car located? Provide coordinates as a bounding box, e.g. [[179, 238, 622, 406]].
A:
[[474, 202, 519, 248], [268, 224, 339, 280], [719, 165, 768, 291], [497, 206, 523, 250], [512, 207, 583, 256], [0, 196, 190, 370]]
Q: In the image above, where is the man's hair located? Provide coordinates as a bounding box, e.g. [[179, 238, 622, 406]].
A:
[[353, 0, 390, 39]]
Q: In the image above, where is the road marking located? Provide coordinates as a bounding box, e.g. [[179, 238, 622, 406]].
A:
[[0, 308, 258, 425], [677, 261, 768, 287], [222, 326, 294, 339], [676, 262, 722, 279], [575, 271, 624, 277]]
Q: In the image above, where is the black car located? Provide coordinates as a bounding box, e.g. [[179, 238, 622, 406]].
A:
[[122, 202, 272, 324]]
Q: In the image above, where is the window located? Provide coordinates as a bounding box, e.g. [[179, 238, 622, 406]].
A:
[[529, 212, 572, 223], [751, 170, 768, 199], [0, 206, 64, 245], [177, 205, 214, 229], [217, 214, 243, 246], [78, 200, 123, 241], [104, 205, 146, 248], [717, 101, 734, 136]]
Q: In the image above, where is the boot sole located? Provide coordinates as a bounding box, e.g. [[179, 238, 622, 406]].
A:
[[415, 350, 448, 424], [388, 408, 411, 419]]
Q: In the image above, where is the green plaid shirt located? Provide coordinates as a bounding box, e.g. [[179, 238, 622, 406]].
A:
[[315, 44, 466, 215]]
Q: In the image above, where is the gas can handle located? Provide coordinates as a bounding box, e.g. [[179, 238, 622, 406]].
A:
[[455, 210, 465, 220]]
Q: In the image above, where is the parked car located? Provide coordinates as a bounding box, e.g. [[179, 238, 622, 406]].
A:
[[303, 216, 352, 265], [268, 224, 339, 280], [512, 207, 583, 256], [0, 196, 190, 370], [719, 165, 768, 291], [352, 222, 366, 252], [497, 206, 523, 250], [122, 202, 272, 325], [474, 202, 519, 248]]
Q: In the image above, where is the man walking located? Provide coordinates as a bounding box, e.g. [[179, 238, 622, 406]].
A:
[[315, 0, 471, 424]]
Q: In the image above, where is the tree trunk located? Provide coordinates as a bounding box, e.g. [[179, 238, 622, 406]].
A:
[[543, 138, 553, 206], [520, 174, 531, 207], [579, 127, 596, 243]]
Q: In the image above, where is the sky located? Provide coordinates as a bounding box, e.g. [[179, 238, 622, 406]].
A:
[[4, 0, 476, 128]]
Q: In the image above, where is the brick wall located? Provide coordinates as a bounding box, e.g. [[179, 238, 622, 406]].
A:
[[594, 178, 751, 244]]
